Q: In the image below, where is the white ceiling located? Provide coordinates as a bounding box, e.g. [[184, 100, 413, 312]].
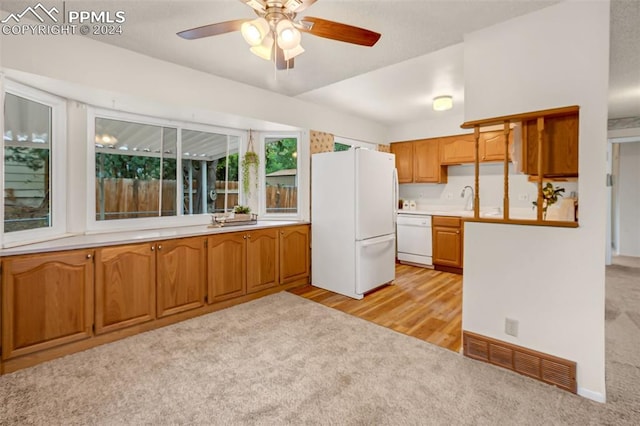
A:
[[2, 0, 638, 126]]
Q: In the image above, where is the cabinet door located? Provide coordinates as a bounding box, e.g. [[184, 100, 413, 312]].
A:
[[156, 237, 206, 318], [207, 232, 246, 303], [279, 225, 310, 285], [414, 139, 445, 183], [390, 142, 414, 183], [480, 131, 505, 162], [95, 243, 156, 335], [440, 134, 476, 164], [432, 226, 462, 268], [246, 228, 279, 294], [522, 114, 579, 176], [2, 250, 94, 360]]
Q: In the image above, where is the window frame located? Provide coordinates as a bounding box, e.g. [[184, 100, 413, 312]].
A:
[[1, 80, 67, 247], [259, 131, 305, 220], [86, 108, 246, 233], [334, 136, 378, 151]]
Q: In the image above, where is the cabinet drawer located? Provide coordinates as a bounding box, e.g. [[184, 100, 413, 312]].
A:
[[432, 216, 462, 227]]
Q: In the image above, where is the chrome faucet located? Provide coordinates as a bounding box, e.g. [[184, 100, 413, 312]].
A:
[[461, 186, 474, 211]]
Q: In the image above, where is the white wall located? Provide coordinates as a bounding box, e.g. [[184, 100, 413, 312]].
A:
[[0, 31, 386, 144], [617, 142, 640, 256], [387, 114, 470, 143], [462, 0, 609, 402]]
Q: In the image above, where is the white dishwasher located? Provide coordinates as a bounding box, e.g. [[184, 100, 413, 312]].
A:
[[396, 213, 433, 267]]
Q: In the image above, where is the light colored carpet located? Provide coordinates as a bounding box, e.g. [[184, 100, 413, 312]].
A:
[[1, 262, 639, 425]]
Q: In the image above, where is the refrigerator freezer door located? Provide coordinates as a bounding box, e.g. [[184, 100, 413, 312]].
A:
[[355, 233, 396, 295], [355, 149, 396, 240]]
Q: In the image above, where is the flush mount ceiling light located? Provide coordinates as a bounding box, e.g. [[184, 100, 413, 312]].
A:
[[433, 95, 453, 111], [177, 0, 381, 71]]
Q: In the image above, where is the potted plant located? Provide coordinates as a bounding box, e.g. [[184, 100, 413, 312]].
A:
[[532, 183, 565, 220], [233, 205, 252, 221], [242, 130, 259, 196]]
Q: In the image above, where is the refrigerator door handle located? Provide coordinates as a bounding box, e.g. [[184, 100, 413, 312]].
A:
[[361, 234, 395, 247], [393, 168, 399, 224]]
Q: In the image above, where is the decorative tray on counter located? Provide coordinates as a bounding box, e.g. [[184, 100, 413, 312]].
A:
[[209, 213, 258, 228]]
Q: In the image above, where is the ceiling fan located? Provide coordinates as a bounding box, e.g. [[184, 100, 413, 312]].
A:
[[177, 0, 381, 70]]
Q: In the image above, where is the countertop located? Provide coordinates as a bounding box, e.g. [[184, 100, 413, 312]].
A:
[[0, 220, 308, 257], [398, 206, 536, 220]]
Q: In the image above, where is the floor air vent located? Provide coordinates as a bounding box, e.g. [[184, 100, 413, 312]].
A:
[[463, 331, 577, 393]]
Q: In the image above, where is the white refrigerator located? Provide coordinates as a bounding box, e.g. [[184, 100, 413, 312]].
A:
[[311, 148, 397, 299]]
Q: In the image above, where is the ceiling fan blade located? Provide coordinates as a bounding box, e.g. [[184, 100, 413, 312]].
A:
[[275, 47, 295, 70], [298, 16, 381, 47], [177, 19, 247, 40]]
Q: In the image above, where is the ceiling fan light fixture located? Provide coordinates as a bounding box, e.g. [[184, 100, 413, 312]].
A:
[[433, 95, 453, 111], [250, 33, 274, 60], [283, 44, 305, 61], [241, 17, 270, 46], [276, 19, 301, 50]]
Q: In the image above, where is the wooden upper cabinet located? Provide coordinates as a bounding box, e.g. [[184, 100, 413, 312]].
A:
[[246, 228, 279, 294], [208, 232, 247, 303], [279, 225, 310, 285], [156, 237, 206, 318], [414, 139, 446, 183], [391, 139, 446, 183], [440, 134, 476, 165], [522, 113, 579, 177], [480, 131, 513, 162], [390, 142, 413, 183], [1, 250, 94, 360], [95, 243, 156, 335]]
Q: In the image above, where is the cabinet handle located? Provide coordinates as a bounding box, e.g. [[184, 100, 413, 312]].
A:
[[151, 246, 155, 251], [243, 236, 247, 239], [456, 231, 460, 234], [158, 245, 162, 250], [86, 254, 92, 259], [247, 235, 251, 239]]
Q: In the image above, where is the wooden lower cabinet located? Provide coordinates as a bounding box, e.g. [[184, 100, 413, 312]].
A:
[[156, 237, 206, 318], [1, 250, 94, 360], [246, 228, 279, 294], [0, 224, 309, 373], [432, 216, 463, 271], [208, 228, 280, 302], [94, 243, 156, 335], [208, 233, 247, 303], [279, 225, 310, 285]]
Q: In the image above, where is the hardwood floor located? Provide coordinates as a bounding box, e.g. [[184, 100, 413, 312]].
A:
[[288, 264, 462, 352]]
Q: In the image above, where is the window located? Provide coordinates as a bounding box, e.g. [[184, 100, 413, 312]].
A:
[[94, 117, 177, 220], [334, 142, 351, 152], [2, 83, 66, 244], [90, 111, 244, 230], [264, 136, 299, 215], [181, 129, 239, 215]]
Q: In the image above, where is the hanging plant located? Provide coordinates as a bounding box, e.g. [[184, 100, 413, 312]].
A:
[[242, 130, 260, 196]]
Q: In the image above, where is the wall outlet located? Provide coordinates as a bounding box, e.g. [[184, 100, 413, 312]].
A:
[[445, 193, 453, 200], [505, 318, 519, 337], [518, 194, 528, 201]]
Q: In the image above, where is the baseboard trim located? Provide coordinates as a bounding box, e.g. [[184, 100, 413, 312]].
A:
[[577, 387, 606, 403]]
